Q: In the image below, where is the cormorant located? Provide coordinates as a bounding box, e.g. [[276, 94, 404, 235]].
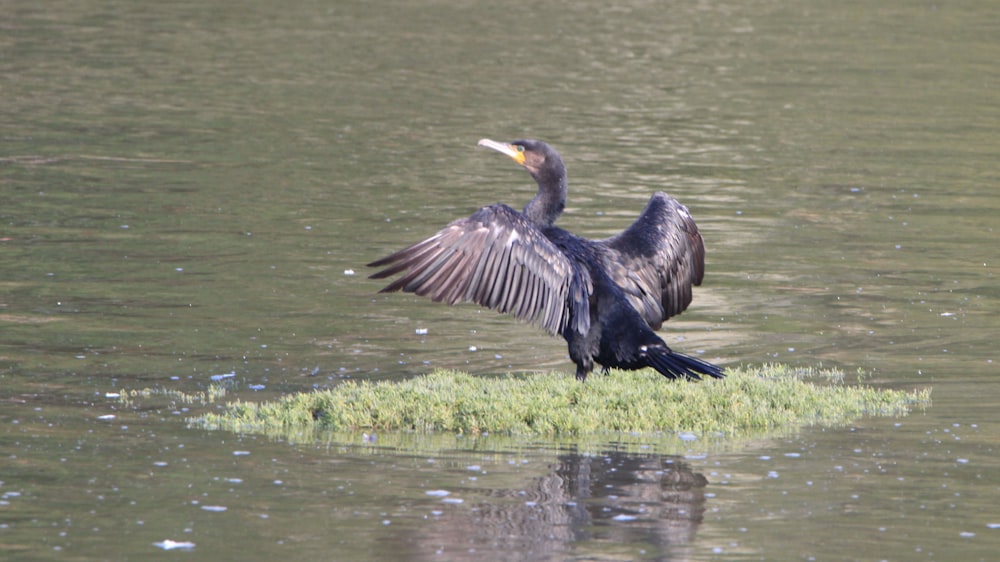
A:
[[368, 138, 723, 381]]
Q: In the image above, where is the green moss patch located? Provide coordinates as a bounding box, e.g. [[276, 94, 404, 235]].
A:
[[189, 364, 930, 437]]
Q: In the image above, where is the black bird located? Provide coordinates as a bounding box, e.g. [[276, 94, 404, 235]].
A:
[[368, 139, 723, 382]]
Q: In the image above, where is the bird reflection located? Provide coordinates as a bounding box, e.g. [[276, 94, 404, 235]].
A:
[[411, 450, 708, 560]]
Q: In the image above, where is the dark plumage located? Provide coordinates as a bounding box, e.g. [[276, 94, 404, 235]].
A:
[[368, 138, 723, 381]]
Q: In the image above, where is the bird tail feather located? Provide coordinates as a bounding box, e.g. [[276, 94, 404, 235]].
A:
[[646, 349, 725, 381]]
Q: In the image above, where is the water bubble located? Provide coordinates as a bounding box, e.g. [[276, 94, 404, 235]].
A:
[[154, 540, 195, 551]]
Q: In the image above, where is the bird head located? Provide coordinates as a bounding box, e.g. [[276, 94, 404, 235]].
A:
[[477, 138, 563, 182]]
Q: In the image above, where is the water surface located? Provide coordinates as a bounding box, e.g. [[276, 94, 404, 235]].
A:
[[2, 0, 999, 559]]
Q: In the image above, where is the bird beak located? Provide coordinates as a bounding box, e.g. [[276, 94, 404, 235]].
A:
[[478, 138, 526, 166]]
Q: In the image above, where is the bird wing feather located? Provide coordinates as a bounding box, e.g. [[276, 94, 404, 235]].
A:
[[601, 192, 706, 329], [369, 204, 580, 336]]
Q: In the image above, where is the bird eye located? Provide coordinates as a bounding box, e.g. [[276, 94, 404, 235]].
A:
[[516, 145, 525, 153]]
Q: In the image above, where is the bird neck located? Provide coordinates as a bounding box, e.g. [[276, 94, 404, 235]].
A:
[[523, 170, 567, 228]]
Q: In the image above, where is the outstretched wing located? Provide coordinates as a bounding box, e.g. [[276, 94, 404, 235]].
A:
[[601, 192, 706, 329], [368, 204, 580, 336]]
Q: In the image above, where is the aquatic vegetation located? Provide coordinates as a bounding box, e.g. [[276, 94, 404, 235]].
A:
[[187, 364, 930, 437], [118, 382, 229, 406]]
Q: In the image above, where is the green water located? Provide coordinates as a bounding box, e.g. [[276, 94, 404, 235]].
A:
[[2, 0, 999, 559]]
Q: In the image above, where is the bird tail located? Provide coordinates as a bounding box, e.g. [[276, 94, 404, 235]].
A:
[[646, 347, 725, 381]]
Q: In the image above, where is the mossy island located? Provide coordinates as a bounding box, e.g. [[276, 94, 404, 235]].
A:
[[177, 364, 929, 440]]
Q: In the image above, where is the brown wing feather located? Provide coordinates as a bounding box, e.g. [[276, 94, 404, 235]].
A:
[[601, 192, 706, 329], [368, 204, 578, 336]]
